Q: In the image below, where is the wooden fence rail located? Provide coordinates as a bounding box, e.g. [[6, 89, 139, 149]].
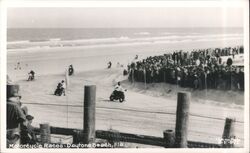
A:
[[33, 126, 221, 148]]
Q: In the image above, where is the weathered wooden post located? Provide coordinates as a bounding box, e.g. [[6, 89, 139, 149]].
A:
[[83, 85, 96, 144], [163, 129, 175, 148], [174, 92, 191, 148], [222, 118, 236, 148], [73, 129, 83, 144], [40, 123, 51, 145], [107, 129, 121, 148]]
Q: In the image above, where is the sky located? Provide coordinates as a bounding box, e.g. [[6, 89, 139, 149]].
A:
[[7, 7, 244, 28]]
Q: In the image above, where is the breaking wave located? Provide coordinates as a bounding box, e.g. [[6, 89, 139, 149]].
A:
[[7, 33, 243, 51]]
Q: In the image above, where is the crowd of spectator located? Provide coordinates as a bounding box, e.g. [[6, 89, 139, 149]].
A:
[[127, 46, 244, 91]]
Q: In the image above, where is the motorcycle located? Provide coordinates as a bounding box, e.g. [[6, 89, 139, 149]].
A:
[[68, 67, 74, 76], [109, 90, 126, 102], [27, 74, 35, 81], [54, 83, 65, 96]]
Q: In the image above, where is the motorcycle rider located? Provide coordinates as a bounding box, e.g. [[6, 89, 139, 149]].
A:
[[114, 82, 123, 91], [54, 80, 66, 96], [61, 80, 66, 96], [27, 70, 35, 81], [110, 81, 127, 102], [107, 61, 112, 69], [68, 65, 74, 76], [114, 82, 126, 96]]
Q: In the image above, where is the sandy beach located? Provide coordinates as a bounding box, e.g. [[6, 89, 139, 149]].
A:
[[7, 38, 244, 147]]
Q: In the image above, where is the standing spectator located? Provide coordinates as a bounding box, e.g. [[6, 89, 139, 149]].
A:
[[7, 75, 13, 84], [239, 67, 244, 91], [193, 74, 199, 89], [7, 85, 26, 147]]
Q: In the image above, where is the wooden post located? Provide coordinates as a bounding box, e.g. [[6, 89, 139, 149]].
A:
[[163, 129, 175, 148], [40, 123, 51, 145], [83, 85, 96, 144], [73, 129, 83, 144], [174, 92, 191, 148], [222, 118, 236, 148], [107, 129, 121, 148]]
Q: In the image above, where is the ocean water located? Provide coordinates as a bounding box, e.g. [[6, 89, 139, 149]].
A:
[[7, 28, 243, 50]]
